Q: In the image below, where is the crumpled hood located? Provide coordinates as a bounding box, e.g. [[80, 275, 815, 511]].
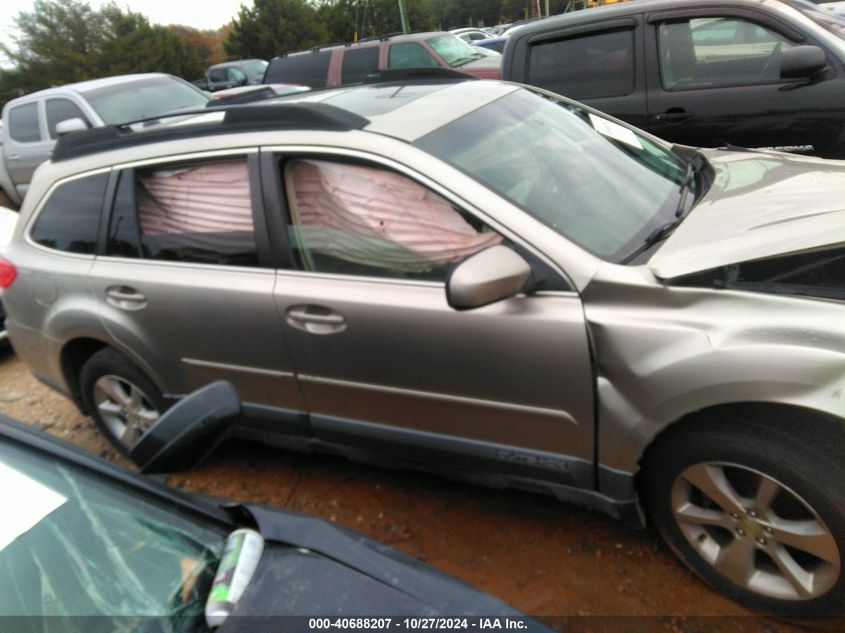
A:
[[648, 149, 845, 279]]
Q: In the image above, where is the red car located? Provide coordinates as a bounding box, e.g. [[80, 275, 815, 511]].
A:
[[263, 32, 501, 88]]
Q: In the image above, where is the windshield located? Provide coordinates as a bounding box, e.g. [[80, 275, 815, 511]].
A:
[[241, 60, 269, 79], [415, 89, 691, 261], [426, 34, 484, 67], [82, 77, 210, 125], [0, 439, 227, 632]]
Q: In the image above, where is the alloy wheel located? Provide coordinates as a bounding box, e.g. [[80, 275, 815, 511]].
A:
[[671, 461, 840, 601], [93, 375, 161, 448]]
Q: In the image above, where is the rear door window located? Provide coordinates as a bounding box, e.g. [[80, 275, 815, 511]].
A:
[[388, 43, 440, 69], [30, 173, 108, 254], [264, 52, 332, 88], [45, 98, 92, 139], [526, 29, 636, 99], [8, 102, 41, 143], [106, 158, 260, 267], [341, 47, 380, 84]]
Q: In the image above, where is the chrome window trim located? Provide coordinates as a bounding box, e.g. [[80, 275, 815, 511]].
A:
[[112, 147, 258, 171], [276, 268, 442, 289], [92, 255, 276, 276], [24, 166, 113, 260], [262, 144, 576, 290], [299, 374, 578, 425]]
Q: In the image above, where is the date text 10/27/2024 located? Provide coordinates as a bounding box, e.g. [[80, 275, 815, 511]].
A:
[[308, 618, 531, 630]]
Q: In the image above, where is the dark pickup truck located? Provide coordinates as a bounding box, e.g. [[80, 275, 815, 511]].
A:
[[502, 0, 845, 157]]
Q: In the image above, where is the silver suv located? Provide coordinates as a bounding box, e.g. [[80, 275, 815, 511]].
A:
[[0, 73, 210, 206], [2, 74, 844, 616]]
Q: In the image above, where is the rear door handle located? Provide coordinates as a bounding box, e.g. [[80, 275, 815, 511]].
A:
[[106, 286, 147, 310], [286, 304, 346, 334], [653, 109, 693, 123]]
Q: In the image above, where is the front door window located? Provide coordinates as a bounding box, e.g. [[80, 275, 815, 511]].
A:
[[658, 17, 796, 90]]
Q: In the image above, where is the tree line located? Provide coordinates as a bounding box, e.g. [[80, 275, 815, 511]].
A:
[[0, 0, 569, 105]]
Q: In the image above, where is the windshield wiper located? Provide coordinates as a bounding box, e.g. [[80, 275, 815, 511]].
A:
[[452, 55, 480, 66], [675, 152, 706, 217], [621, 220, 682, 265]]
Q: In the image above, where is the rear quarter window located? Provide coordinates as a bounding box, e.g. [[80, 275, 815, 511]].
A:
[[264, 52, 331, 88], [30, 173, 108, 254]]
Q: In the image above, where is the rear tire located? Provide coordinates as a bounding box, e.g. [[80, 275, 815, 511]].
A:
[[80, 348, 167, 455], [641, 412, 845, 616]]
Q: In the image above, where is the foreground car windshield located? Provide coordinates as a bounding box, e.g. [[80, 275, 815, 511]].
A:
[[426, 34, 484, 66], [81, 77, 210, 125], [416, 89, 689, 261], [0, 439, 227, 630]]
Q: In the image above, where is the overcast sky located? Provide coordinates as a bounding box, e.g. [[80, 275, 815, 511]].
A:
[[2, 0, 247, 44]]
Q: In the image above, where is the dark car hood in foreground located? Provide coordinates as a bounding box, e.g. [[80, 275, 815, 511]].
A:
[[218, 505, 534, 627], [649, 148, 845, 279]]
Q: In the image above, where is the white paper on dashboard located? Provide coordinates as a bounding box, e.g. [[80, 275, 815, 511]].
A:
[[0, 461, 67, 550], [589, 113, 643, 149]]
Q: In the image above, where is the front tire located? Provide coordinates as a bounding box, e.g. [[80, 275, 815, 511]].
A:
[[641, 413, 845, 616], [80, 348, 167, 454]]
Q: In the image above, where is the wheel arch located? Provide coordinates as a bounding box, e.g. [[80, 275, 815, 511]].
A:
[[637, 402, 845, 474], [59, 336, 167, 414]]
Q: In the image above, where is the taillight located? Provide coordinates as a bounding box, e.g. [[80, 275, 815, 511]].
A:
[[0, 256, 17, 289]]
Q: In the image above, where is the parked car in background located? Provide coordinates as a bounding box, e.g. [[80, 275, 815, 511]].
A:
[[209, 83, 310, 106], [0, 73, 210, 206], [0, 384, 535, 626], [263, 32, 501, 88], [502, 0, 845, 157], [450, 27, 495, 42], [810, 0, 845, 17], [192, 59, 269, 92], [3, 73, 845, 615], [469, 46, 502, 57], [473, 36, 508, 53]]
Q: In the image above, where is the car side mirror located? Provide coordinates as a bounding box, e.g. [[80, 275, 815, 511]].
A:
[[129, 380, 241, 474], [55, 118, 88, 136], [446, 245, 531, 310], [780, 45, 826, 79]]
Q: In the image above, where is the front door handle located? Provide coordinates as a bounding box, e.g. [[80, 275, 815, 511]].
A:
[[286, 304, 346, 335], [106, 286, 147, 310], [653, 108, 693, 123]]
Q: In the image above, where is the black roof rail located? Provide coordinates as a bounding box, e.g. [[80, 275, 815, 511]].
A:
[[363, 68, 479, 84], [309, 42, 345, 52], [357, 32, 402, 43], [52, 102, 369, 162]]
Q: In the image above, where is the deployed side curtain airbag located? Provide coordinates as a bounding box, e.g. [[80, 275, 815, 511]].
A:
[[138, 161, 253, 235], [286, 159, 501, 273]]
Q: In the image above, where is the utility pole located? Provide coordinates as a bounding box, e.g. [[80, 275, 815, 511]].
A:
[[397, 0, 411, 33], [544, 0, 550, 16]]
